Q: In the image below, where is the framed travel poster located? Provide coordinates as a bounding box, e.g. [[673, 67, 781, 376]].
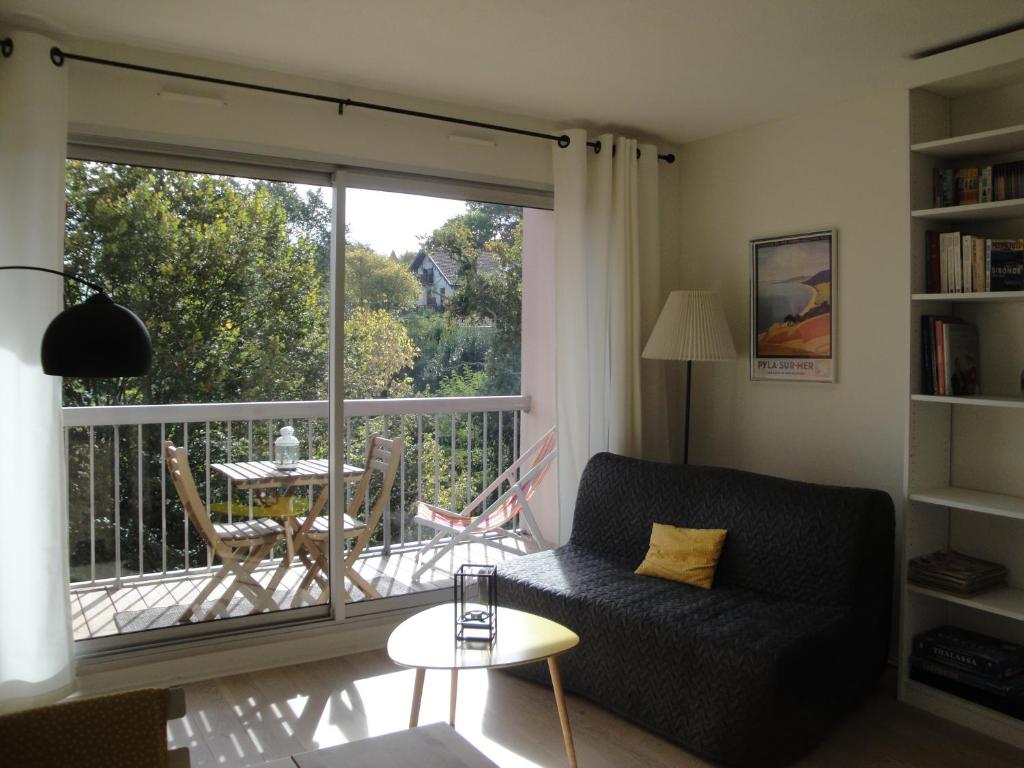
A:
[[750, 230, 836, 382]]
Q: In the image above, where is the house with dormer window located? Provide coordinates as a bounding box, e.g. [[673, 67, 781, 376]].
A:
[[408, 250, 500, 309]]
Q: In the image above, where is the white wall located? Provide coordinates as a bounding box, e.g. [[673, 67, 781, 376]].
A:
[[674, 85, 909, 510]]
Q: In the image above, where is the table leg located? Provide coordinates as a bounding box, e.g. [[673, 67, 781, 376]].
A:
[[449, 669, 458, 726], [284, 517, 296, 562], [548, 657, 577, 768], [410, 668, 425, 728]]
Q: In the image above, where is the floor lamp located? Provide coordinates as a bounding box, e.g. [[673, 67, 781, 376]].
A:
[[0, 265, 151, 376], [642, 290, 735, 464]]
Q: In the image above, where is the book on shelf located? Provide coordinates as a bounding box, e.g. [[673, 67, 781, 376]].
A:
[[956, 166, 979, 206], [995, 161, 1024, 202], [990, 239, 1024, 292], [920, 316, 977, 396], [925, 230, 941, 293], [910, 665, 1024, 720], [923, 230, 1024, 294], [909, 656, 1024, 697], [908, 549, 1004, 595], [933, 168, 955, 208], [932, 161, 1024, 206], [943, 323, 980, 396], [912, 625, 1024, 680], [939, 231, 959, 293]]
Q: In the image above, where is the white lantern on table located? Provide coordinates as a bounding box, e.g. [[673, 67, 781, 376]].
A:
[[274, 425, 300, 469]]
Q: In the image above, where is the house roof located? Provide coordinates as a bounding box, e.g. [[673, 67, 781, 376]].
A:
[[411, 251, 500, 286]]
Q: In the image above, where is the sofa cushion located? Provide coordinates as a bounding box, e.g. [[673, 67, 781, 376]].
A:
[[634, 523, 727, 588], [569, 453, 894, 612], [498, 545, 857, 766], [499, 545, 850, 655]]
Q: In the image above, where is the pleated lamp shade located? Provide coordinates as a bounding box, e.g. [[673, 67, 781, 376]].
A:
[[642, 290, 736, 362]]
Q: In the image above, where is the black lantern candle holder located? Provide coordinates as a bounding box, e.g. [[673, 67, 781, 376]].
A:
[[454, 563, 497, 644]]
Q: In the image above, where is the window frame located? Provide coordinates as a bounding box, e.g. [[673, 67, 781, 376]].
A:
[[66, 141, 552, 659]]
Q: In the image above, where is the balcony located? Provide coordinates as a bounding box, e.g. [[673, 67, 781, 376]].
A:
[[64, 395, 531, 641]]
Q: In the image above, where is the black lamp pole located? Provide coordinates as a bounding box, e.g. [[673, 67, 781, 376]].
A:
[[684, 359, 693, 465], [0, 266, 152, 377]]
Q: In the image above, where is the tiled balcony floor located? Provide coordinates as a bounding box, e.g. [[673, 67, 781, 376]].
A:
[[70, 538, 529, 640]]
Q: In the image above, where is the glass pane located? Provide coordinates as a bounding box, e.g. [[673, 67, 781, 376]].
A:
[[342, 188, 532, 606], [64, 161, 332, 639]]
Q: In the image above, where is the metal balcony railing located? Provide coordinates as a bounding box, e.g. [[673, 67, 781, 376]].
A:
[[63, 395, 528, 589]]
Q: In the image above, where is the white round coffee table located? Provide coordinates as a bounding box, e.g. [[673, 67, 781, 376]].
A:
[[387, 604, 580, 767]]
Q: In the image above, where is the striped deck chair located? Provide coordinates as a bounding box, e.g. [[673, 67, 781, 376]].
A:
[[412, 427, 556, 581]]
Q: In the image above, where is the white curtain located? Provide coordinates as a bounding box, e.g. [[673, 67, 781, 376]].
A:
[[0, 31, 75, 712], [553, 129, 663, 540]]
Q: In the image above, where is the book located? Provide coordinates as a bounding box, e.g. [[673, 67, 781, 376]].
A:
[[925, 230, 940, 293], [980, 165, 993, 203], [973, 236, 985, 293], [961, 235, 973, 293], [930, 317, 942, 395], [912, 625, 1024, 680], [939, 232, 960, 293], [910, 665, 1024, 720], [909, 550, 1004, 595], [920, 316, 981, 396], [943, 323, 979, 395], [909, 656, 1024, 697], [986, 238, 992, 291], [934, 168, 955, 207], [990, 239, 1024, 291], [956, 166, 979, 205], [991, 161, 1024, 202], [920, 315, 935, 394], [934, 317, 946, 393]]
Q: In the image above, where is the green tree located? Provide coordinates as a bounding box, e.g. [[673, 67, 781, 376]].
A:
[[345, 244, 420, 313], [64, 162, 329, 407], [345, 306, 416, 399], [402, 310, 491, 395], [418, 203, 523, 395]]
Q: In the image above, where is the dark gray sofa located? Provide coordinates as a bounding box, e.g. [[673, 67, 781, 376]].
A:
[[497, 453, 894, 768]]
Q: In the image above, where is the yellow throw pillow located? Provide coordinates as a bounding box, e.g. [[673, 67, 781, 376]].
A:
[[634, 523, 728, 589]]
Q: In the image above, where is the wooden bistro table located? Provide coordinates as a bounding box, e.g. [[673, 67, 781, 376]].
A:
[[387, 604, 581, 768], [210, 459, 363, 606]]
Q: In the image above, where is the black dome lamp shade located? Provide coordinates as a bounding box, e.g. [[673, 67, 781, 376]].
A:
[[1, 266, 151, 377]]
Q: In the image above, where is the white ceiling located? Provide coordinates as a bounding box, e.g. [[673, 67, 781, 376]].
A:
[[3, 0, 1024, 144]]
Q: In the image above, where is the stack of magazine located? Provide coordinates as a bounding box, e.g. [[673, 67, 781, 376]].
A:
[[911, 625, 1024, 718], [908, 549, 1006, 595]]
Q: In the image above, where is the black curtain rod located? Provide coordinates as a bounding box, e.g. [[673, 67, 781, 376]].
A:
[[0, 265, 107, 294], [42, 45, 674, 163]]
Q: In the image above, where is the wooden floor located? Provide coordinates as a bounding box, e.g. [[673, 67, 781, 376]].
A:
[[71, 539, 529, 640], [168, 653, 1024, 768]]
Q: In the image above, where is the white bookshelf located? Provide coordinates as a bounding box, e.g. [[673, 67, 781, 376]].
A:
[[903, 57, 1024, 749], [910, 394, 1024, 408], [912, 291, 1024, 303], [907, 584, 1024, 623], [912, 123, 1024, 158], [912, 198, 1024, 221], [910, 487, 1024, 521]]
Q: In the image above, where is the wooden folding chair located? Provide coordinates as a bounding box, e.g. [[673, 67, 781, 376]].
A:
[[412, 427, 556, 581], [293, 433, 402, 604], [164, 442, 284, 622]]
